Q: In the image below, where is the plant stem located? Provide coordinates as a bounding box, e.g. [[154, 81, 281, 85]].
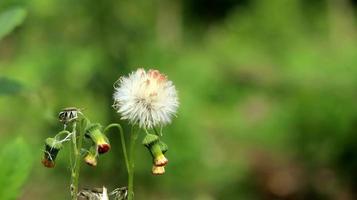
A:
[[153, 127, 161, 136], [70, 121, 77, 200], [104, 123, 129, 174], [70, 118, 86, 200], [128, 126, 139, 200]]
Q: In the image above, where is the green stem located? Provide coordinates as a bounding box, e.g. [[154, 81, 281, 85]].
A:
[[55, 130, 72, 147], [128, 126, 139, 200], [70, 121, 77, 200], [70, 118, 87, 200], [55, 130, 71, 140], [104, 123, 129, 174], [153, 127, 162, 136]]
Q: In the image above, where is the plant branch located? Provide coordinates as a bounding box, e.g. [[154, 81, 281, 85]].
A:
[[104, 123, 129, 174], [70, 118, 88, 200], [127, 126, 139, 200]]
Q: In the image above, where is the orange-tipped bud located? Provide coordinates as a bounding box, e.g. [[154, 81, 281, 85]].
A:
[[85, 123, 111, 154], [42, 158, 55, 168], [153, 153, 168, 166]]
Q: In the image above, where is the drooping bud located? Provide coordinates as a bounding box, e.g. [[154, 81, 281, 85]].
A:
[[152, 141, 169, 175], [142, 134, 168, 166], [85, 123, 110, 154], [42, 138, 63, 168], [84, 145, 98, 167], [152, 165, 165, 175]]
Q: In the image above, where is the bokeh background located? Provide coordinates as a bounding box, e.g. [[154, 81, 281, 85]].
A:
[[1, 0, 357, 199]]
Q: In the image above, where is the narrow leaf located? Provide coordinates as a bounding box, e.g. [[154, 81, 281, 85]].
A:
[[0, 77, 24, 96], [0, 7, 27, 41]]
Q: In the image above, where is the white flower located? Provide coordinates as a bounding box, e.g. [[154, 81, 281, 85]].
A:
[[113, 68, 179, 129]]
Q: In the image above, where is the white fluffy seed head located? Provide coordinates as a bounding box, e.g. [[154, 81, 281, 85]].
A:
[[113, 68, 179, 129]]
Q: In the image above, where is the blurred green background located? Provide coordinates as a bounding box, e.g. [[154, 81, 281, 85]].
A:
[[1, 0, 357, 199]]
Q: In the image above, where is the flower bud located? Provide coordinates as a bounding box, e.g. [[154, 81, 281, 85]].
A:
[[42, 138, 63, 168], [85, 123, 110, 154], [152, 165, 165, 175], [142, 134, 168, 166], [84, 146, 98, 167]]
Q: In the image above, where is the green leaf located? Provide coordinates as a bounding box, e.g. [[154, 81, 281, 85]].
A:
[[0, 77, 24, 96], [0, 7, 27, 41], [0, 137, 33, 200]]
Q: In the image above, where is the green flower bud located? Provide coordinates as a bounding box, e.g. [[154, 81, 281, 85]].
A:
[[85, 123, 110, 154], [42, 138, 63, 168], [143, 134, 168, 166]]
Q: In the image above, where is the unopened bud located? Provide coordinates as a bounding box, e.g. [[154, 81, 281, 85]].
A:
[[143, 134, 168, 166], [42, 138, 62, 168], [85, 123, 111, 154]]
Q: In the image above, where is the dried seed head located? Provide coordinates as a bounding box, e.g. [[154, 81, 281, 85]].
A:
[[58, 107, 79, 124]]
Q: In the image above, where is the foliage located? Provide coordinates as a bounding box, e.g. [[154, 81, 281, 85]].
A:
[[0, 7, 26, 41], [0, 7, 26, 96], [0, 77, 24, 96], [0, 138, 33, 200]]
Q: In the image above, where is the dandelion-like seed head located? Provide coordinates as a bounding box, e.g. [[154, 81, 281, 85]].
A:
[[113, 68, 179, 129]]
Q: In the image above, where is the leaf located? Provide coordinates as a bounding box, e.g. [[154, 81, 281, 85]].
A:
[[0, 7, 27, 41], [0, 137, 33, 200], [0, 77, 24, 96]]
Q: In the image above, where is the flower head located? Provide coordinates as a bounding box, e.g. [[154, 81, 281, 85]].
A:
[[113, 68, 179, 129]]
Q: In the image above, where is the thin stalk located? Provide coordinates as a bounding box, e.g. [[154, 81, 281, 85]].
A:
[[70, 121, 77, 200], [55, 130, 71, 140], [153, 127, 161, 136], [127, 126, 139, 200], [70, 118, 87, 200], [104, 123, 129, 174]]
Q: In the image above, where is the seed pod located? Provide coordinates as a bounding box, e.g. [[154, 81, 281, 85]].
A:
[[58, 107, 78, 124], [42, 138, 63, 168], [85, 123, 110, 154]]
